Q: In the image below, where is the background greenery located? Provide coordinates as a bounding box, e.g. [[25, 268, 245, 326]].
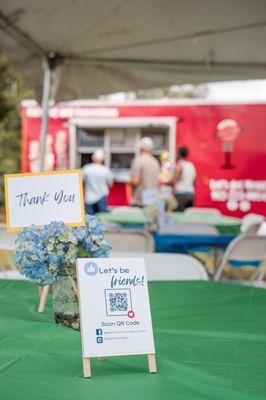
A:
[[0, 53, 31, 212]]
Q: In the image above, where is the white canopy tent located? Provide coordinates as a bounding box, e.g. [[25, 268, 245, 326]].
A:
[[1, 0, 266, 168]]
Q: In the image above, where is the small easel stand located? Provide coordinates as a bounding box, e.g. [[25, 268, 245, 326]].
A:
[[82, 354, 157, 378], [37, 285, 50, 313]]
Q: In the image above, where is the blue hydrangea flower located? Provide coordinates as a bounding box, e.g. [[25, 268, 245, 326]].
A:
[[14, 216, 111, 285], [75, 215, 111, 257]]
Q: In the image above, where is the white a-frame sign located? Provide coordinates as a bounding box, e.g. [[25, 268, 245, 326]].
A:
[[76, 257, 157, 377]]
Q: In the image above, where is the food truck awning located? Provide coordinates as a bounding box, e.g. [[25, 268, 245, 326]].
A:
[[1, 1, 266, 100]]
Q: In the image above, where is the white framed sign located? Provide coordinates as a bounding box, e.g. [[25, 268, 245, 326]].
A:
[[76, 257, 156, 377], [4, 170, 85, 232]]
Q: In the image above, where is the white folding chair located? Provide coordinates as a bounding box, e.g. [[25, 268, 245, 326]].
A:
[[257, 222, 266, 236], [244, 223, 261, 235], [105, 230, 155, 252], [0, 269, 28, 280], [214, 234, 266, 285], [0, 224, 49, 312], [0, 223, 17, 247], [0, 244, 26, 280], [241, 213, 265, 233], [0, 224, 18, 277], [112, 252, 208, 281], [159, 223, 219, 235]]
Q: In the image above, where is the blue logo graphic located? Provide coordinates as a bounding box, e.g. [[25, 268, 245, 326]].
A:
[[96, 329, 102, 336], [96, 336, 103, 344], [84, 261, 98, 276]]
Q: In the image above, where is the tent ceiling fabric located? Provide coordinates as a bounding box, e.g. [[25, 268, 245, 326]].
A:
[[1, 0, 266, 100]]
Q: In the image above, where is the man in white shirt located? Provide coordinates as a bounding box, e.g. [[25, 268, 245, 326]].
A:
[[171, 146, 196, 211], [82, 149, 113, 214]]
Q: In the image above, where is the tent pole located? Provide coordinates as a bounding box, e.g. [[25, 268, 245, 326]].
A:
[[39, 62, 52, 171], [39, 53, 58, 171]]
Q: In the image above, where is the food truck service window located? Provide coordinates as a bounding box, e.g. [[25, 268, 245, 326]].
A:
[[69, 118, 176, 182]]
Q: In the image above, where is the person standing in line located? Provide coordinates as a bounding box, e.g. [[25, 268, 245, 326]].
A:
[[82, 149, 113, 214], [171, 146, 196, 211], [130, 137, 160, 206]]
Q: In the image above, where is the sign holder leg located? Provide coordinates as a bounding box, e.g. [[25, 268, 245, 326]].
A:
[[83, 358, 91, 378], [38, 285, 50, 313], [148, 354, 157, 373], [37, 286, 42, 297]]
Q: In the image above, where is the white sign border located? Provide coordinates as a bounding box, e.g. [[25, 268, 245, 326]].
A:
[[76, 258, 157, 378]]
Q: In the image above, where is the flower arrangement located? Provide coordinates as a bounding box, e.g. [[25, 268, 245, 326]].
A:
[[14, 215, 111, 285], [14, 215, 111, 330]]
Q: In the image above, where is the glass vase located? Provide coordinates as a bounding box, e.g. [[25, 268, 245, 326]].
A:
[[52, 269, 80, 330]]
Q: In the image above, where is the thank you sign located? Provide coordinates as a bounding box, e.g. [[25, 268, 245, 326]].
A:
[[4, 170, 85, 232], [76, 258, 156, 377]]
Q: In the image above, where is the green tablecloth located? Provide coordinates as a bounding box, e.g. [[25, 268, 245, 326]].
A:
[[1, 280, 266, 400], [99, 209, 241, 234], [172, 212, 242, 234], [99, 209, 147, 226]]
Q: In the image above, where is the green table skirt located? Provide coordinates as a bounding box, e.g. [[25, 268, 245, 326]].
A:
[[1, 280, 266, 400]]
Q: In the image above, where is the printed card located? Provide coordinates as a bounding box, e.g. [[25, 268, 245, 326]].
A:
[[76, 258, 155, 358]]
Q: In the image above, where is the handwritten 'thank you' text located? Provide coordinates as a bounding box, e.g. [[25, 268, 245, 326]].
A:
[[15, 190, 75, 207]]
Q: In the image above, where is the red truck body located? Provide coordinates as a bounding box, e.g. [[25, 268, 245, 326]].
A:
[[21, 99, 266, 217]]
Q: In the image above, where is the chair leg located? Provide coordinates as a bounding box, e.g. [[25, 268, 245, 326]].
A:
[[213, 260, 226, 281], [5, 251, 17, 271], [0, 257, 6, 274], [251, 262, 266, 285], [213, 247, 219, 267]]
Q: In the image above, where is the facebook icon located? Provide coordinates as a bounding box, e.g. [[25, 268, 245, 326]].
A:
[[96, 329, 102, 336]]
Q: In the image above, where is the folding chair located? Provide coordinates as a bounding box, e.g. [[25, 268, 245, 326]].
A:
[[0, 224, 18, 277], [0, 224, 49, 312], [214, 234, 266, 285], [0, 223, 17, 247], [243, 223, 261, 235], [241, 213, 265, 233], [158, 222, 219, 235], [112, 252, 208, 281], [0, 244, 22, 279], [104, 230, 155, 252]]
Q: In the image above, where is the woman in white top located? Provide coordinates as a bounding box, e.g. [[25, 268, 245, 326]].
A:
[[171, 146, 196, 211]]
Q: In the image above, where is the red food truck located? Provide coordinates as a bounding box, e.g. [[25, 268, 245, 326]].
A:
[[21, 99, 266, 217]]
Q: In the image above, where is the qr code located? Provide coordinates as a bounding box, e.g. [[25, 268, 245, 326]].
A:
[[105, 289, 132, 316], [109, 292, 128, 312]]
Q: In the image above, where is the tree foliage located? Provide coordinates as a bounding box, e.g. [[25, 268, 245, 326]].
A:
[[0, 53, 31, 208]]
